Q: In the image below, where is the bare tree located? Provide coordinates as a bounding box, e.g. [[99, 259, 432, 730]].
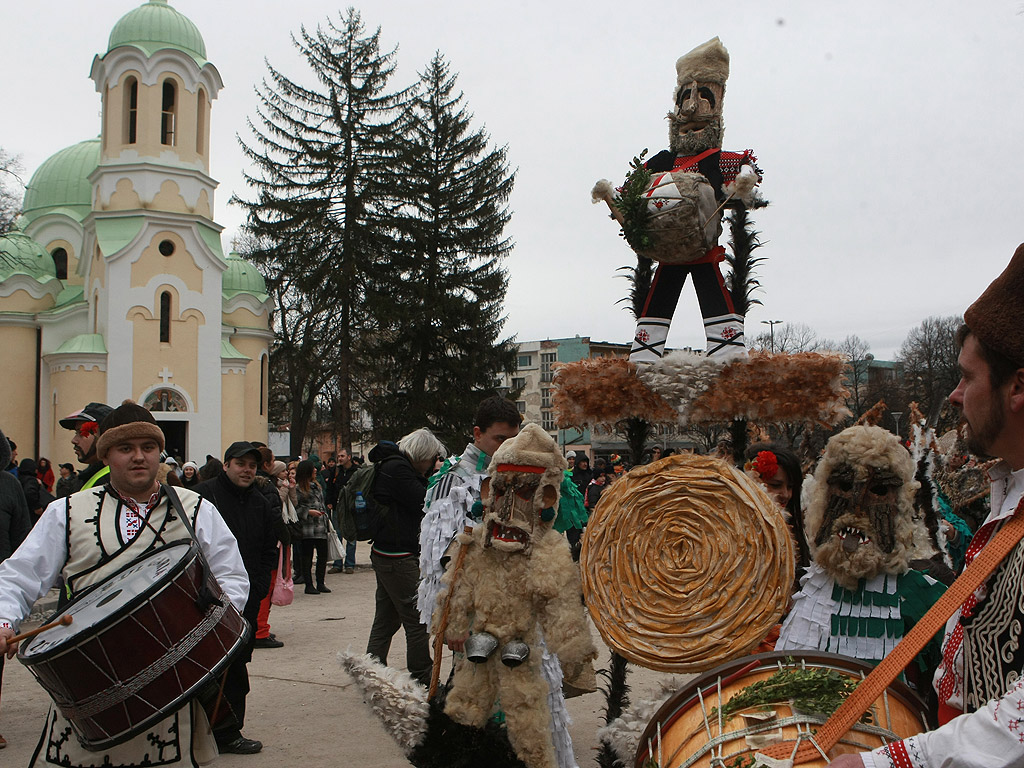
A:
[[836, 335, 872, 419], [750, 321, 823, 353], [0, 148, 24, 235], [897, 315, 963, 423]]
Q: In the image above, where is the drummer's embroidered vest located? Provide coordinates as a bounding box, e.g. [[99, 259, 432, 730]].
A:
[[960, 534, 1024, 712], [63, 485, 203, 597]]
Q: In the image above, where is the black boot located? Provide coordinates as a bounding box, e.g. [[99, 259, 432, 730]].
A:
[[316, 583, 331, 593]]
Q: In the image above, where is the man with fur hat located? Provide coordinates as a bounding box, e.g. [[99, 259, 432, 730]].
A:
[[594, 37, 761, 362], [58, 401, 113, 492], [833, 244, 1024, 768], [0, 401, 248, 767]]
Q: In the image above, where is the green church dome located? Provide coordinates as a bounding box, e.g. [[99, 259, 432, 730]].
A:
[[223, 251, 268, 298], [21, 138, 100, 225], [0, 232, 58, 282], [108, 0, 207, 66]]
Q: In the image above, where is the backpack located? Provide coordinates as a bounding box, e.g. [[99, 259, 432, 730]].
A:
[[341, 463, 391, 541]]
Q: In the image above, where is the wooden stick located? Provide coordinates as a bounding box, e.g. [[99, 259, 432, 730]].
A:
[[428, 526, 474, 700], [9, 614, 72, 644], [595, 188, 626, 227]]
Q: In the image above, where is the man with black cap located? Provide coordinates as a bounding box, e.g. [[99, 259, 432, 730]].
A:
[[833, 243, 1024, 768], [0, 401, 248, 766], [194, 441, 278, 755], [58, 401, 113, 492]]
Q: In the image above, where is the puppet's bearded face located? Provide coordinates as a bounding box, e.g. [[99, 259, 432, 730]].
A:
[[484, 472, 557, 554], [669, 80, 724, 156], [813, 463, 909, 586]]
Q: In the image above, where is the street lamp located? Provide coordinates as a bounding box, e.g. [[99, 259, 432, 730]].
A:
[[891, 411, 903, 438], [761, 319, 783, 353]]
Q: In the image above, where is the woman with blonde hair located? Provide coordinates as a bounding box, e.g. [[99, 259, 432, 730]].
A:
[[365, 428, 446, 686]]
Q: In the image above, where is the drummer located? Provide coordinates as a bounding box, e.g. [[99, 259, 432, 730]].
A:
[[0, 401, 248, 767]]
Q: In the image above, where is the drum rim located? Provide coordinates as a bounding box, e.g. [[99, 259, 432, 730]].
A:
[[634, 650, 928, 768], [18, 539, 198, 662]]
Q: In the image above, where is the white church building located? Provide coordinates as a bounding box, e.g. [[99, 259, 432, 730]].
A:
[[0, 0, 272, 466]]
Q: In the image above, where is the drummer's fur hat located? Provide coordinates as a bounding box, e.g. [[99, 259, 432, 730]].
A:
[[96, 400, 165, 461], [964, 243, 1024, 367]]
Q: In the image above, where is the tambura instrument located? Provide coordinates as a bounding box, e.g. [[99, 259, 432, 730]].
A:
[[635, 652, 928, 768], [19, 540, 248, 751]]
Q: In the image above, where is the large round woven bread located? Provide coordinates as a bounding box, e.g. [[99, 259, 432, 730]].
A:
[[580, 453, 794, 672]]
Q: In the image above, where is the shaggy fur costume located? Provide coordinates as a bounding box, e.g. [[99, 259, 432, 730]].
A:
[[339, 651, 530, 768], [436, 425, 598, 768]]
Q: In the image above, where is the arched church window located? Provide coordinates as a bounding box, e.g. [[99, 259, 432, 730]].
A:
[[51, 248, 68, 280], [196, 88, 207, 155], [159, 291, 171, 343], [144, 388, 188, 412], [125, 77, 138, 144], [161, 80, 176, 146]]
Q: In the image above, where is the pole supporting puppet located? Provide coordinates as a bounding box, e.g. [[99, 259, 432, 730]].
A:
[[428, 525, 473, 700]]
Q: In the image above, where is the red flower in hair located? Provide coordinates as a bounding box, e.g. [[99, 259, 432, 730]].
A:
[[751, 450, 778, 480]]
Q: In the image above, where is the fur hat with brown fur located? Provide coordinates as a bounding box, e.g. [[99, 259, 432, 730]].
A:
[[96, 400, 165, 461], [964, 242, 1024, 366]]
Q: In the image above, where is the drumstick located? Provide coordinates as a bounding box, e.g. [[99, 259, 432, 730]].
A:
[[8, 614, 72, 644], [428, 526, 473, 700]]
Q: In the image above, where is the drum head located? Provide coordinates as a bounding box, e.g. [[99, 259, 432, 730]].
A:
[[20, 541, 195, 659]]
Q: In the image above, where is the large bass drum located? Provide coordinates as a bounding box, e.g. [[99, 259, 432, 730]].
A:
[[635, 652, 928, 768], [18, 540, 248, 751]]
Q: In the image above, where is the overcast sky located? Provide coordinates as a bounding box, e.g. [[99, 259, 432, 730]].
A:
[[4, 1, 1023, 360]]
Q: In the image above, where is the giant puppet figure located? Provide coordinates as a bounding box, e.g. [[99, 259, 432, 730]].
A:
[[594, 37, 761, 363]]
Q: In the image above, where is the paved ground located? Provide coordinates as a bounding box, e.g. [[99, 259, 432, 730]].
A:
[[1, 546, 673, 767]]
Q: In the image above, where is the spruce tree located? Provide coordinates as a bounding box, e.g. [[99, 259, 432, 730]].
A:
[[232, 9, 410, 454], [361, 53, 517, 446]]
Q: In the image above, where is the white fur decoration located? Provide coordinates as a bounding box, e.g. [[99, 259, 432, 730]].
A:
[[591, 179, 614, 203], [634, 350, 725, 425], [339, 651, 429, 754], [596, 676, 687, 766], [723, 164, 759, 206]]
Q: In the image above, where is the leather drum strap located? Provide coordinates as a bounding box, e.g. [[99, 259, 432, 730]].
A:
[[760, 510, 1024, 765]]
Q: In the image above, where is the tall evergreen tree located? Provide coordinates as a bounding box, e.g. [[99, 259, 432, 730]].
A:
[[232, 9, 410, 454], [361, 53, 517, 446]]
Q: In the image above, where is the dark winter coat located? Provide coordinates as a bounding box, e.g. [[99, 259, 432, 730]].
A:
[[0, 429, 30, 561], [367, 441, 427, 555], [195, 472, 279, 622]]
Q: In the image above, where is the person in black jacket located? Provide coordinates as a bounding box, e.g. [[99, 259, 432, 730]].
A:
[[0, 427, 30, 748], [194, 441, 279, 755], [365, 428, 446, 687]]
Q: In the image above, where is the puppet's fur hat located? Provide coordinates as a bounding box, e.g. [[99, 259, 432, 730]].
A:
[[676, 37, 730, 89], [965, 243, 1024, 366]]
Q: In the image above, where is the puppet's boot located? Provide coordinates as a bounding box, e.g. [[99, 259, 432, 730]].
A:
[[629, 317, 670, 362], [704, 313, 748, 361]]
